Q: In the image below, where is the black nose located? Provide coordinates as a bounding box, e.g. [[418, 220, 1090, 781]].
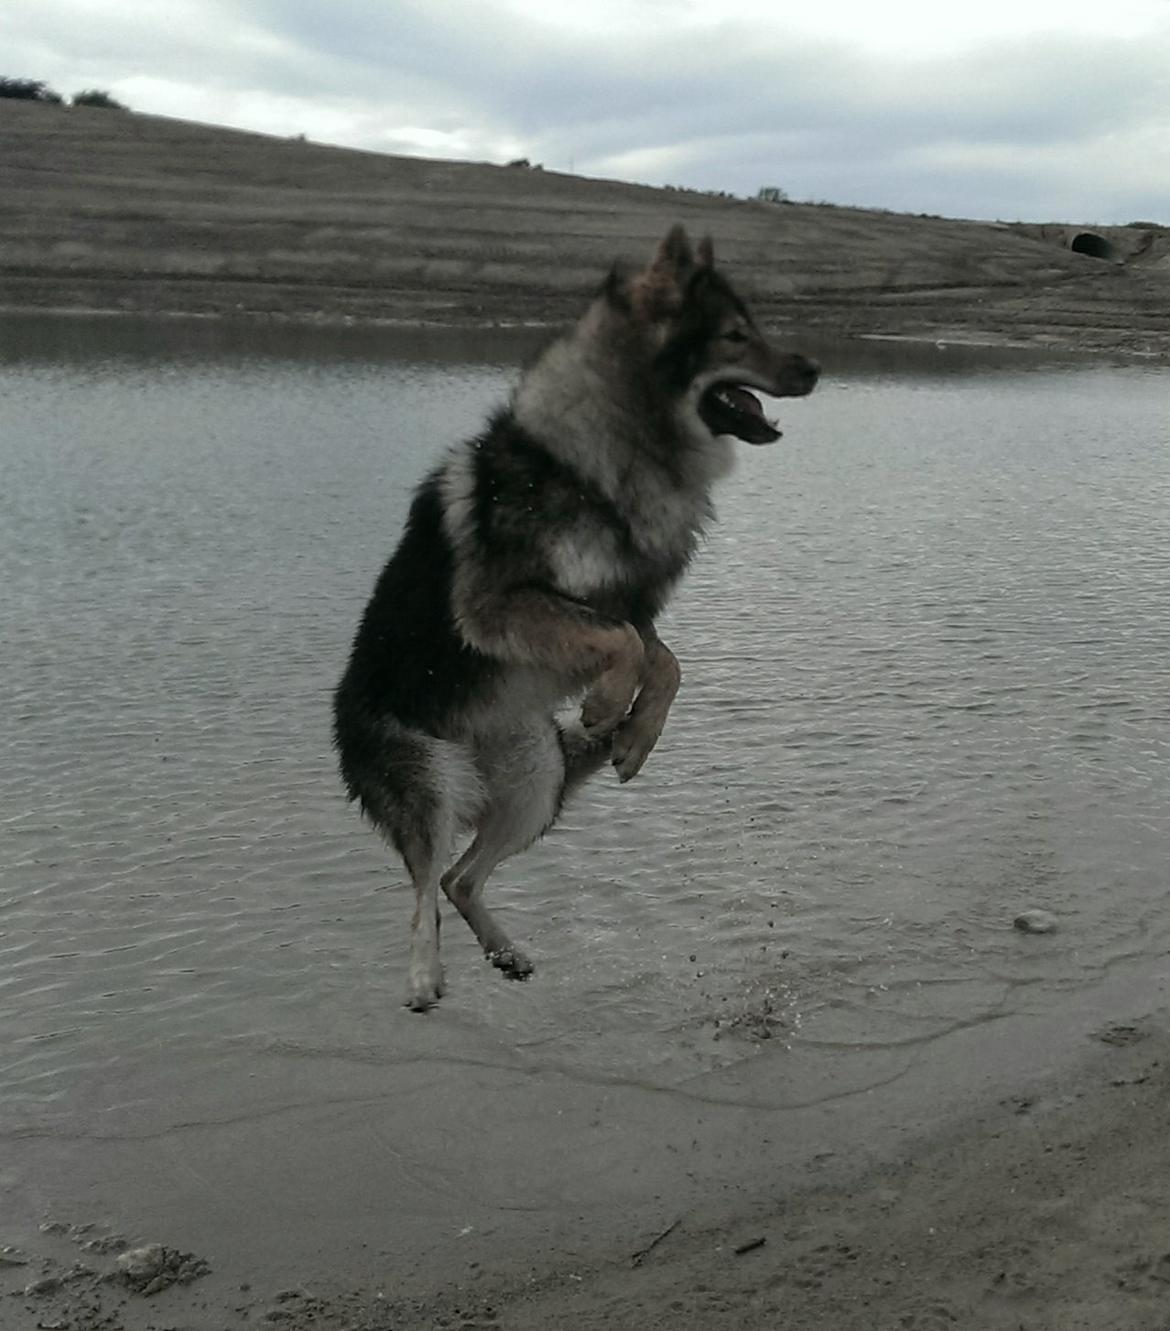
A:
[[798, 356, 821, 386]]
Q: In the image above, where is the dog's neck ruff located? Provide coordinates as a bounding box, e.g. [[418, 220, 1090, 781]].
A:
[[512, 305, 728, 563]]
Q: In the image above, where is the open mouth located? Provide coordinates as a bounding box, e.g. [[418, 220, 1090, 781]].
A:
[[697, 384, 781, 445]]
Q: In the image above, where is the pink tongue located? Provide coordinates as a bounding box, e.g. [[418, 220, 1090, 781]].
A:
[[725, 386, 763, 416]]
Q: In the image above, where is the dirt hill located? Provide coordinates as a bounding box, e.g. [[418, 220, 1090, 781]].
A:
[[1, 100, 1167, 355]]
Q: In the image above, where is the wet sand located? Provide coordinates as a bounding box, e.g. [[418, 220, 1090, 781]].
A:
[[4, 955, 1170, 1330]]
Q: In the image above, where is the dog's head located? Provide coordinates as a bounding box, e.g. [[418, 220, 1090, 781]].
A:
[[607, 225, 819, 445]]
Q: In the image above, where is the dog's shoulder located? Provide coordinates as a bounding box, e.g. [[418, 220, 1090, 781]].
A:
[[441, 409, 627, 551]]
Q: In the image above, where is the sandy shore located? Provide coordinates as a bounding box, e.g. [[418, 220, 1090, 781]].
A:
[[490, 1032, 1170, 1331], [4, 954, 1170, 1331]]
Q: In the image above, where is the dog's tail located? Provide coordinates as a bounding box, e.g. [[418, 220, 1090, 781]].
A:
[[557, 717, 614, 801]]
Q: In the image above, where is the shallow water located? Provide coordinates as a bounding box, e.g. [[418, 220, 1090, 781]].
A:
[[2, 315, 1169, 1132]]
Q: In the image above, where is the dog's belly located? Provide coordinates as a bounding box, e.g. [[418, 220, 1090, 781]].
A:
[[452, 664, 578, 742]]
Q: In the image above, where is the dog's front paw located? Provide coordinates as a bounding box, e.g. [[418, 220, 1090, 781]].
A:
[[581, 633, 642, 735], [611, 715, 659, 782], [581, 678, 636, 736]]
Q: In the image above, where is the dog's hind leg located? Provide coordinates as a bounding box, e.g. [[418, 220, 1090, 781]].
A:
[[399, 813, 453, 1011], [370, 735, 482, 1013], [441, 723, 565, 979]]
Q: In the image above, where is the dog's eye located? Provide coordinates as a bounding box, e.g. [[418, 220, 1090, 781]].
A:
[[723, 329, 749, 344]]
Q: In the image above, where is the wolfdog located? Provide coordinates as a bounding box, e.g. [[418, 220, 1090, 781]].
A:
[[333, 226, 819, 1010]]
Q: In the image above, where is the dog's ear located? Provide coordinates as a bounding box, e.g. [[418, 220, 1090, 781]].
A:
[[630, 225, 696, 322], [654, 225, 696, 274], [696, 234, 714, 269]]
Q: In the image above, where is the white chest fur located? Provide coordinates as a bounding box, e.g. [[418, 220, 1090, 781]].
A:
[[548, 527, 623, 599]]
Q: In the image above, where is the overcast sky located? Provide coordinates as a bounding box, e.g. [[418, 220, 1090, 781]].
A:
[[5, 0, 1169, 223]]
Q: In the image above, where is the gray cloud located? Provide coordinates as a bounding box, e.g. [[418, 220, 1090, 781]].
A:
[[5, 0, 1168, 222]]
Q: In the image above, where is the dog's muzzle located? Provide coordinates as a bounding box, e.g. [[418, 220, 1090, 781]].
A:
[[699, 356, 820, 444]]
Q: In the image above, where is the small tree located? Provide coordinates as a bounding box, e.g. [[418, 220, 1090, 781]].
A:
[[0, 77, 64, 102], [756, 186, 789, 204], [72, 89, 128, 109]]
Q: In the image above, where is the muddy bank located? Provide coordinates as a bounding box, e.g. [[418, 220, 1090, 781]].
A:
[[2, 101, 1168, 357], [4, 958, 1169, 1331], [484, 1022, 1170, 1331]]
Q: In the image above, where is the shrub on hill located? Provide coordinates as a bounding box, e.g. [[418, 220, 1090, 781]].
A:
[[72, 89, 128, 109], [0, 77, 64, 102]]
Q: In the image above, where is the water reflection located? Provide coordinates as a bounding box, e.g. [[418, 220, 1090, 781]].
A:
[[0, 309, 1130, 376]]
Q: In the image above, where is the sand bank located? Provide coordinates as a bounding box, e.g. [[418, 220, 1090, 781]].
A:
[[4, 954, 1169, 1330]]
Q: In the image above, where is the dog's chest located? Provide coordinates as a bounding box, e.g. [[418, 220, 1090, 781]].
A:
[[549, 528, 622, 599], [548, 508, 693, 612]]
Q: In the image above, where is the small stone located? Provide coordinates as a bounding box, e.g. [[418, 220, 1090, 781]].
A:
[[116, 1244, 167, 1282], [1014, 909, 1058, 934], [114, 1243, 210, 1295], [25, 1275, 64, 1296], [83, 1233, 128, 1254], [1096, 1023, 1145, 1047], [0, 1246, 29, 1266]]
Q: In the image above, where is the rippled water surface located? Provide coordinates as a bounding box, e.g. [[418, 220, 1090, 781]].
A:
[[3, 316, 1169, 1126]]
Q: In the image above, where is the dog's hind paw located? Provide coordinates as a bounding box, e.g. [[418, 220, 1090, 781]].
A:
[[405, 964, 445, 1012], [487, 946, 534, 981], [406, 991, 439, 1012]]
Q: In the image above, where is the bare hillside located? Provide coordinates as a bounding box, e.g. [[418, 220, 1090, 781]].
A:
[[1, 101, 1167, 354]]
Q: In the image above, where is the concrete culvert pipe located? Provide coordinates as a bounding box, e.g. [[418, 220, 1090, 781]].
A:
[[1068, 230, 1120, 262]]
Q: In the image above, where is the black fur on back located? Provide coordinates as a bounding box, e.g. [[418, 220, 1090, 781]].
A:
[[332, 473, 497, 805]]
